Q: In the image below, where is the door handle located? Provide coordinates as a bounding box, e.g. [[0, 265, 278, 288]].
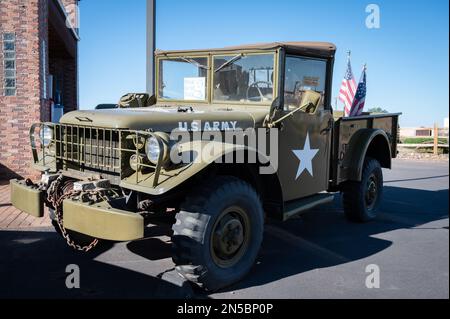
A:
[[320, 120, 333, 135]]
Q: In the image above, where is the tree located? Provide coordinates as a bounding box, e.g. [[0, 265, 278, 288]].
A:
[[368, 107, 388, 114]]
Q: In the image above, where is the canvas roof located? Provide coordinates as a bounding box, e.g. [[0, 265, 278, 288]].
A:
[[155, 41, 337, 58]]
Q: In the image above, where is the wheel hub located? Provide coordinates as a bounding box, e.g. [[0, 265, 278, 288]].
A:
[[211, 207, 250, 268], [216, 218, 244, 255], [365, 175, 378, 208]]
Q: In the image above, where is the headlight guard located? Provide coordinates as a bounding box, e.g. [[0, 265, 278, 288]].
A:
[[39, 125, 53, 148]]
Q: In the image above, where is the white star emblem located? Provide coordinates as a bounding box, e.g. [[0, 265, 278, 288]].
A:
[[292, 133, 319, 180]]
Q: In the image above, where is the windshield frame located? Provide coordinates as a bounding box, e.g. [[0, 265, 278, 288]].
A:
[[155, 49, 279, 106]]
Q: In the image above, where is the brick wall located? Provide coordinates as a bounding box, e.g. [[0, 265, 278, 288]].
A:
[[48, 17, 78, 114], [60, 0, 79, 113], [48, 56, 77, 113], [0, 0, 78, 179], [0, 0, 47, 179], [61, 0, 78, 9]]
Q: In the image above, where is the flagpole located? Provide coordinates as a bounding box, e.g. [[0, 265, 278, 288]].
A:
[[338, 49, 355, 116], [340, 50, 351, 113]]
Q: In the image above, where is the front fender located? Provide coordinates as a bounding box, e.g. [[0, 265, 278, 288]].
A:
[[120, 140, 278, 195], [340, 128, 391, 182]]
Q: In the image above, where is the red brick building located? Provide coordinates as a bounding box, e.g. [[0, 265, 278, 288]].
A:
[[0, 0, 79, 179]]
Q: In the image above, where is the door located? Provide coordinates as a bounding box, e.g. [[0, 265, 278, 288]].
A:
[[277, 56, 333, 201]]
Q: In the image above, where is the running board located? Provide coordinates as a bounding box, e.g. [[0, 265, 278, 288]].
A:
[[283, 193, 335, 221]]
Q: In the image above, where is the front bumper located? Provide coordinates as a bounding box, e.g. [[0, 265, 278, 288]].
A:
[[10, 179, 44, 217], [63, 200, 144, 241], [10, 179, 144, 241]]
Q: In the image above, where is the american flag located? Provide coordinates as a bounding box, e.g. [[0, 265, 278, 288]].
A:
[[349, 65, 367, 117], [338, 53, 357, 117]]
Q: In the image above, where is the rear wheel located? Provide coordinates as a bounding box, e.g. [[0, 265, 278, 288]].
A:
[[342, 157, 383, 222], [172, 176, 264, 291]]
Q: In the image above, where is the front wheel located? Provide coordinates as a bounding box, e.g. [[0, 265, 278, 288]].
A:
[[172, 176, 264, 291], [342, 157, 383, 222]]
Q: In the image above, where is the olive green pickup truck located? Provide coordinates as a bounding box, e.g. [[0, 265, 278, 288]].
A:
[[11, 42, 400, 290]]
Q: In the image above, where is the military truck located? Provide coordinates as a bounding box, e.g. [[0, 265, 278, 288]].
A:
[[10, 42, 400, 291]]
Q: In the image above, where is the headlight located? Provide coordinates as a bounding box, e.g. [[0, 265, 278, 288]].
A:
[[145, 136, 162, 164], [145, 134, 170, 165], [39, 125, 53, 147], [129, 154, 146, 171]]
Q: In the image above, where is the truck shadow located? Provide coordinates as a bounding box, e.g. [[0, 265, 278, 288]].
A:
[[0, 228, 192, 299], [220, 185, 448, 292], [126, 223, 173, 261], [0, 185, 447, 298]]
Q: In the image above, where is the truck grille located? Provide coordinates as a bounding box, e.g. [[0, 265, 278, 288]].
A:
[[55, 124, 121, 175]]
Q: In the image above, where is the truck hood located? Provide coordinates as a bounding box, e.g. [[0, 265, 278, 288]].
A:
[[60, 105, 269, 132]]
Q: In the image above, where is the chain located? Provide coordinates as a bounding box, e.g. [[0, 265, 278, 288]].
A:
[[47, 176, 99, 252]]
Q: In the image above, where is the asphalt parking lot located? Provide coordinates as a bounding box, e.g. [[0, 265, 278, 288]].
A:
[[0, 159, 448, 299]]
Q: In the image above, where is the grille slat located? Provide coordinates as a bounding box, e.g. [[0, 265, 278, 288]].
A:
[[55, 124, 121, 175]]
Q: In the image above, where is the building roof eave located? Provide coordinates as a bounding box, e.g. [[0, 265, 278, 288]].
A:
[[54, 0, 80, 41]]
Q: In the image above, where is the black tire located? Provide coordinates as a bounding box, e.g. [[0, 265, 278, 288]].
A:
[[172, 176, 264, 291], [342, 157, 383, 222]]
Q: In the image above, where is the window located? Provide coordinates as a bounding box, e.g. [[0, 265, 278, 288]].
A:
[[4, 60, 15, 69], [213, 53, 275, 103], [158, 57, 208, 101], [3, 33, 14, 41], [3, 41, 15, 51], [4, 52, 15, 59], [3, 33, 16, 96], [284, 56, 327, 110]]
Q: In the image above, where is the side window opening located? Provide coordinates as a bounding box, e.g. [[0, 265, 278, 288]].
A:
[[284, 56, 327, 113]]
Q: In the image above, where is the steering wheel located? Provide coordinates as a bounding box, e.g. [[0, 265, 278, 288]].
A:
[[246, 81, 272, 102]]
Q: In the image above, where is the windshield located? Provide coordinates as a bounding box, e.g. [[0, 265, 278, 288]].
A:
[[158, 57, 209, 101], [213, 53, 275, 103]]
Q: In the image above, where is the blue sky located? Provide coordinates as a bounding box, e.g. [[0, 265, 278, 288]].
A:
[[79, 0, 449, 127]]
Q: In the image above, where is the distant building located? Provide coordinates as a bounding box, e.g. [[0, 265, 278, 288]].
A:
[[401, 126, 449, 138], [444, 117, 449, 129], [0, 0, 79, 178], [400, 127, 433, 138]]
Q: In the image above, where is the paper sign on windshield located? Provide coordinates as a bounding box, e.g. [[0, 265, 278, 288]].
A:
[[184, 77, 206, 100]]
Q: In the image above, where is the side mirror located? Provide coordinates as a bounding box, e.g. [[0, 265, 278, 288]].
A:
[[269, 97, 281, 121]]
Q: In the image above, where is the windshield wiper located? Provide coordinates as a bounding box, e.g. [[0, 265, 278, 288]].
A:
[[178, 56, 209, 70], [214, 53, 244, 73]]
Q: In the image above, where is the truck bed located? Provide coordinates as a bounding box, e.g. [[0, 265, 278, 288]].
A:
[[331, 112, 402, 185]]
